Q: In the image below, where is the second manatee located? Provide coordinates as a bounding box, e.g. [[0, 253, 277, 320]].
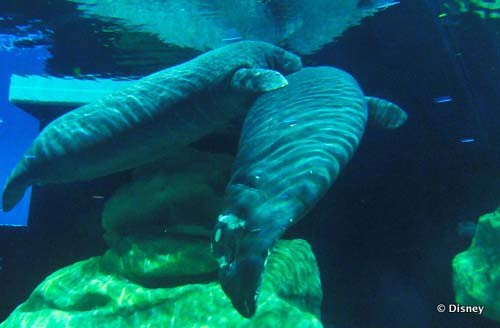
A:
[[212, 66, 407, 317]]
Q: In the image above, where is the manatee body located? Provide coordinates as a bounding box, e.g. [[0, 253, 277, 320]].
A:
[[2, 41, 301, 211], [212, 66, 407, 317]]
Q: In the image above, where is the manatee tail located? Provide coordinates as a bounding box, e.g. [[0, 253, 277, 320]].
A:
[[366, 96, 408, 129], [2, 168, 30, 212]]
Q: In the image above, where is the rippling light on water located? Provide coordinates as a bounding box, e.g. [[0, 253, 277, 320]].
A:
[[0, 15, 53, 52]]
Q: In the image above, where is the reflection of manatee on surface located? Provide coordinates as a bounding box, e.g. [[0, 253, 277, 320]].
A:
[[70, 0, 394, 54], [212, 66, 407, 317], [2, 41, 301, 212]]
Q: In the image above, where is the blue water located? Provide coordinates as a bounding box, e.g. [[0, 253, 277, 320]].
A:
[[0, 48, 46, 226], [1, 1, 500, 327]]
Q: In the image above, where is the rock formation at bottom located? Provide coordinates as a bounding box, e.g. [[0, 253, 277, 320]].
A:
[[453, 206, 500, 322], [0, 239, 323, 327], [1, 150, 323, 326]]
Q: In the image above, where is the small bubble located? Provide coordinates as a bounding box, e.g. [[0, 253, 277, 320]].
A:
[[283, 117, 298, 127], [91, 195, 105, 199], [460, 138, 475, 143], [376, 1, 400, 9], [433, 96, 453, 104], [222, 36, 243, 42]]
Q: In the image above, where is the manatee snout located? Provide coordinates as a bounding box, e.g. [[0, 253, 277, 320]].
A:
[[212, 213, 268, 318], [218, 255, 264, 318]]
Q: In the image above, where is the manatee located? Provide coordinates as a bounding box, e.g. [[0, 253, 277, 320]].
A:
[[2, 41, 302, 211], [212, 66, 407, 317]]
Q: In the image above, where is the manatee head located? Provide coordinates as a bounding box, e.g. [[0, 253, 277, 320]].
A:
[[212, 212, 271, 318], [212, 181, 298, 317]]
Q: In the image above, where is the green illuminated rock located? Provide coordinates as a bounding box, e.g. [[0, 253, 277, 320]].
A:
[[453, 206, 500, 322], [444, 0, 500, 19], [100, 234, 219, 282], [0, 239, 323, 327], [1, 146, 324, 326]]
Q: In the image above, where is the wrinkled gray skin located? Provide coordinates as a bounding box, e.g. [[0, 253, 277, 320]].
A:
[[2, 41, 301, 211], [212, 67, 407, 317]]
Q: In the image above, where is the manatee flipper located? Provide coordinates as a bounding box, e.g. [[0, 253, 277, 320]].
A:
[[2, 166, 30, 212], [366, 96, 408, 129], [231, 68, 288, 92]]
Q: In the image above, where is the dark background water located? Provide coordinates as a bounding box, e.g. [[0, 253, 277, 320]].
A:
[[1, 1, 500, 327]]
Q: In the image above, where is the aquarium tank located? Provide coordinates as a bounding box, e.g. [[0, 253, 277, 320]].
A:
[[0, 0, 499, 327]]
